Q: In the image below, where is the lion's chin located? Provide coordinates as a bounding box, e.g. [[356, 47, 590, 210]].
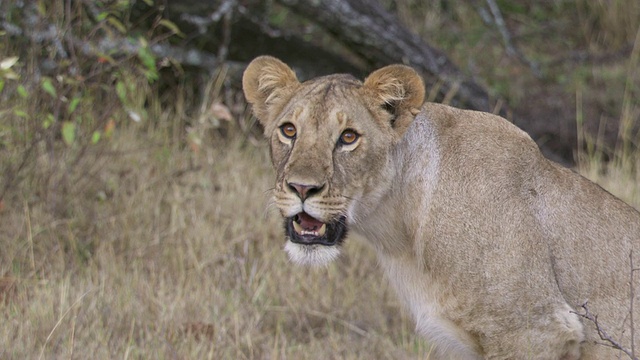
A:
[[284, 240, 341, 267]]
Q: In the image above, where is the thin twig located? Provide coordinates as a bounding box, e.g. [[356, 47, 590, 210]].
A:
[[631, 250, 636, 358], [24, 201, 35, 272], [38, 289, 92, 360], [0, 133, 41, 204], [69, 311, 77, 360], [546, 44, 634, 67], [237, 4, 287, 38], [180, 0, 236, 34], [572, 302, 638, 360], [217, 1, 234, 64], [265, 305, 370, 338], [1, 2, 243, 75], [484, 0, 542, 77]]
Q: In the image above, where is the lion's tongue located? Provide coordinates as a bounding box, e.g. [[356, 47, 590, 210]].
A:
[[292, 212, 328, 237], [297, 212, 324, 231]]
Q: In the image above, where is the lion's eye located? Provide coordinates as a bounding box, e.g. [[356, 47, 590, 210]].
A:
[[339, 129, 359, 145], [280, 123, 297, 139]]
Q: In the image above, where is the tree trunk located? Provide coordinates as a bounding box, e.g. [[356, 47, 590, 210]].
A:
[[165, 0, 497, 112], [276, 0, 498, 113]]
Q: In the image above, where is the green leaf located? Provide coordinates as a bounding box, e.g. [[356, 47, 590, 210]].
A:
[[36, 0, 46, 16], [144, 69, 159, 82], [107, 16, 127, 34], [115, 81, 127, 103], [0, 80, 4, 93], [137, 46, 158, 82], [43, 113, 54, 129], [270, 9, 289, 27], [138, 46, 156, 69], [0, 56, 18, 70], [2, 69, 18, 80], [17, 85, 28, 98], [61, 122, 76, 146], [158, 19, 185, 37], [117, 0, 131, 9], [496, 0, 526, 14], [97, 12, 109, 21], [96, 53, 115, 64], [91, 131, 101, 144], [13, 109, 28, 118], [68, 97, 81, 114], [41, 78, 56, 97]]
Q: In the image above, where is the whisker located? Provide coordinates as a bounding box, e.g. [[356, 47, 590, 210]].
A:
[[262, 199, 279, 219], [338, 195, 363, 207]]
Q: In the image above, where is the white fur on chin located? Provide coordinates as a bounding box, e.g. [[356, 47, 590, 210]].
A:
[[284, 240, 340, 267]]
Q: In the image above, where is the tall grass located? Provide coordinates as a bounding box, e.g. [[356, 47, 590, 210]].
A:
[[0, 30, 427, 356], [0, 124, 427, 358], [575, 3, 640, 206]]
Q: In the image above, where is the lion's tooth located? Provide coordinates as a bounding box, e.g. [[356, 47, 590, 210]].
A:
[[293, 220, 303, 234], [318, 224, 327, 236]]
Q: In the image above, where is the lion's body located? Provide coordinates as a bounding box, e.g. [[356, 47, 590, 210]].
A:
[[243, 56, 640, 359], [369, 103, 640, 359]]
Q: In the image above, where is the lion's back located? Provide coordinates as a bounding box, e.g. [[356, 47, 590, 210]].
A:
[[412, 102, 640, 357], [535, 161, 640, 356]]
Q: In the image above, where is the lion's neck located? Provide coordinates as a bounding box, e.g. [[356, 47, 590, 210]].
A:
[[351, 193, 410, 256], [352, 113, 442, 259]]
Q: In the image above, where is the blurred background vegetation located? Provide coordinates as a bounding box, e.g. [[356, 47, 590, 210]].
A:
[[0, 0, 638, 358]]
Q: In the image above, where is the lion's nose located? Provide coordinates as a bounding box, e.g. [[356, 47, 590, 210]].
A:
[[287, 182, 325, 201]]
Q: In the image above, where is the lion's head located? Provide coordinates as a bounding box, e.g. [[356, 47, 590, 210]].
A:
[[243, 56, 424, 266]]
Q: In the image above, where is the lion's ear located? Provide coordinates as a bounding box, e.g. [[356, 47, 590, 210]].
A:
[[243, 56, 300, 128], [363, 65, 425, 132]]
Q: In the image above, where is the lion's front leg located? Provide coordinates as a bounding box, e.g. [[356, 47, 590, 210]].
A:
[[475, 303, 584, 360]]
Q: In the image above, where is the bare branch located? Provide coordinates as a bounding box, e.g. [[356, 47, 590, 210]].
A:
[[572, 302, 638, 360], [180, 0, 237, 34], [631, 251, 636, 358], [484, 0, 541, 77], [276, 0, 499, 113], [546, 44, 635, 67]]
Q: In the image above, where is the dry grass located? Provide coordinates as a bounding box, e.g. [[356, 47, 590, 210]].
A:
[[1, 99, 636, 360], [0, 128, 428, 359], [576, 13, 640, 206]]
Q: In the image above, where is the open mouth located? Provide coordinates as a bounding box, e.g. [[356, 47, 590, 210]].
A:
[[285, 212, 347, 246]]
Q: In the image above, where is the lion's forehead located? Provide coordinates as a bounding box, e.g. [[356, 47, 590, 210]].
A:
[[290, 104, 352, 133], [282, 87, 373, 135]]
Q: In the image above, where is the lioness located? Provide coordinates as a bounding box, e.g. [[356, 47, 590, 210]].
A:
[[243, 55, 640, 359]]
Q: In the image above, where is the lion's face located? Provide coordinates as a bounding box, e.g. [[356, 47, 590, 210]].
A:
[[243, 56, 424, 266]]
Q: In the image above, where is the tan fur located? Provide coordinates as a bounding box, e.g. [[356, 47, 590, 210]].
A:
[[243, 56, 640, 359]]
